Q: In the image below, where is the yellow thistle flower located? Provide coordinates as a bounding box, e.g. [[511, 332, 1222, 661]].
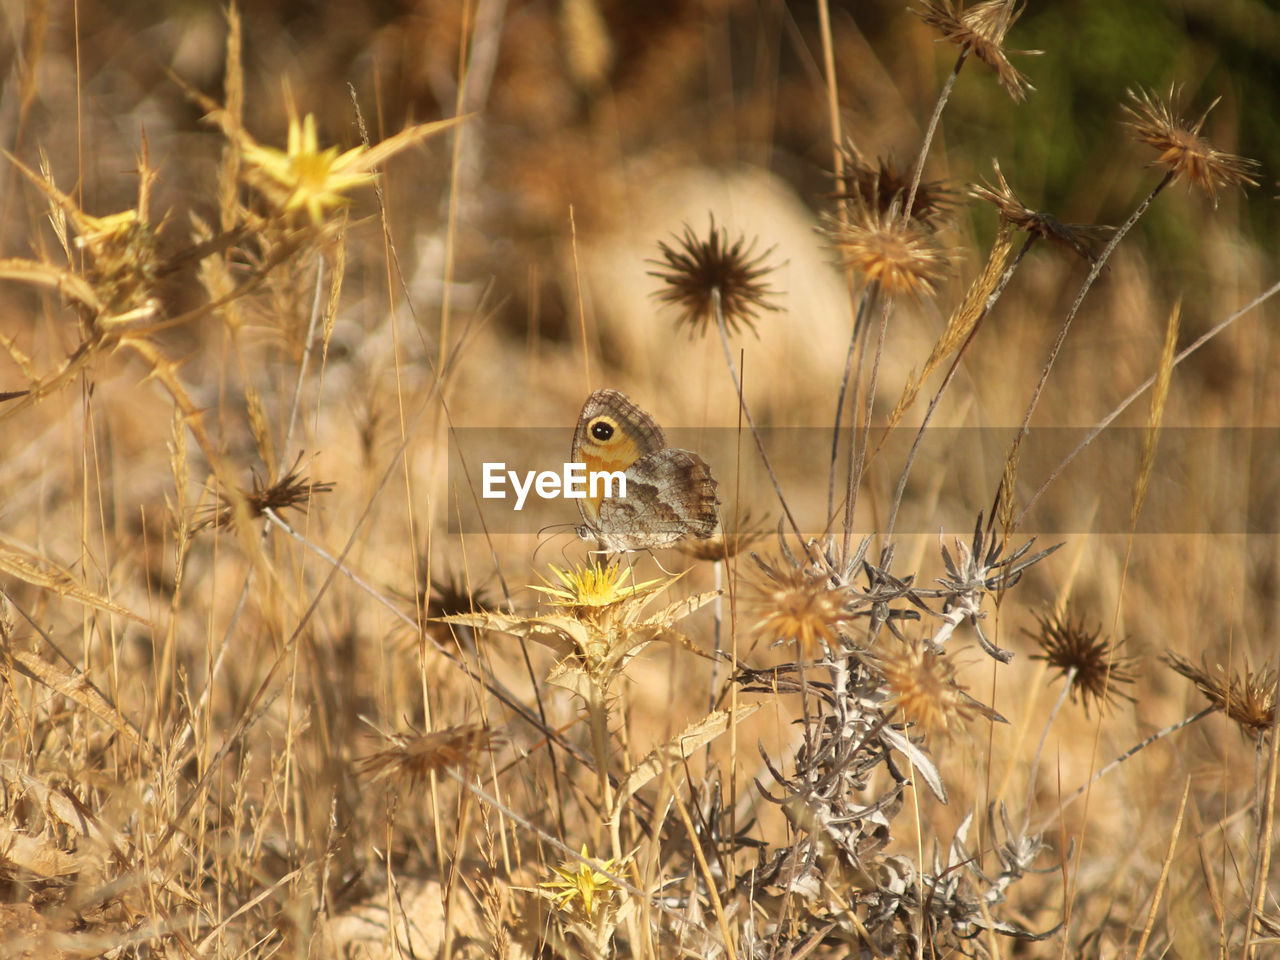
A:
[[539, 845, 621, 919], [241, 109, 375, 224], [531, 561, 665, 610]]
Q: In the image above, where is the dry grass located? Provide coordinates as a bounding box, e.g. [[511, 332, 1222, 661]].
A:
[[0, 1, 1277, 957]]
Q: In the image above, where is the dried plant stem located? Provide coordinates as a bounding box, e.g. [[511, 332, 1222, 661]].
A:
[[1024, 666, 1075, 824], [1243, 666, 1280, 959], [260, 507, 594, 767], [1006, 171, 1175, 516], [1134, 778, 1190, 958], [1032, 706, 1215, 834], [843, 293, 891, 559], [828, 291, 871, 520], [816, 0, 843, 185], [904, 52, 967, 226], [885, 234, 1036, 540], [445, 767, 715, 936], [711, 288, 805, 544], [1018, 275, 1280, 526], [667, 766, 739, 960]]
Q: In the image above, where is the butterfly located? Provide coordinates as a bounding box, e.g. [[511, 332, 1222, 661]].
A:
[[570, 389, 719, 553]]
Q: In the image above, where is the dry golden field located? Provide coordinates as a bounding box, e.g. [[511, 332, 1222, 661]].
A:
[[0, 1, 1278, 957]]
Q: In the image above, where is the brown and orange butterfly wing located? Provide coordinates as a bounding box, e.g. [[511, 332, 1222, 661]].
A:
[[570, 389, 719, 552], [571, 389, 666, 530], [592, 448, 718, 552]]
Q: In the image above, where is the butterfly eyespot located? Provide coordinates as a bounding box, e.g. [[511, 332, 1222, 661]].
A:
[[590, 419, 615, 441]]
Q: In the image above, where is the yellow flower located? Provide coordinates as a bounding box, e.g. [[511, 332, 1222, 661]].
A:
[[242, 110, 375, 224], [539, 845, 621, 919], [531, 561, 666, 611]]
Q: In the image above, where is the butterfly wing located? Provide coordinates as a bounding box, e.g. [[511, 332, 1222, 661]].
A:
[[571, 389, 667, 531], [588, 448, 719, 552]]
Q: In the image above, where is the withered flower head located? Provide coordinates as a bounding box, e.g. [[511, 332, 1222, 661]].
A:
[[1027, 609, 1137, 716], [833, 151, 954, 226], [914, 0, 1039, 102], [358, 722, 498, 787], [821, 199, 950, 299], [969, 159, 1111, 263], [748, 556, 853, 656], [676, 507, 770, 562], [879, 638, 992, 739], [1162, 651, 1277, 737], [196, 454, 333, 531], [1121, 87, 1261, 206], [648, 214, 781, 337]]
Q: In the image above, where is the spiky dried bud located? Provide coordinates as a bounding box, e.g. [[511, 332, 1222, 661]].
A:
[[1162, 651, 1277, 737], [833, 152, 955, 226], [358, 722, 498, 787], [914, 0, 1039, 102], [821, 200, 950, 299], [969, 160, 1111, 263], [1122, 87, 1261, 206], [648, 215, 781, 337], [1027, 609, 1137, 716], [879, 638, 992, 739], [676, 508, 770, 562], [749, 557, 854, 656], [196, 455, 333, 531]]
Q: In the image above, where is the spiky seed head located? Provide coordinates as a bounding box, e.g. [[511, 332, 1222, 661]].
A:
[[821, 200, 950, 299], [913, 0, 1039, 102], [969, 160, 1111, 263], [879, 639, 987, 739], [749, 559, 851, 657], [1027, 609, 1137, 716], [676, 508, 770, 562], [358, 722, 498, 787], [1163, 652, 1277, 737], [648, 214, 781, 338], [1121, 87, 1261, 206], [833, 152, 955, 226]]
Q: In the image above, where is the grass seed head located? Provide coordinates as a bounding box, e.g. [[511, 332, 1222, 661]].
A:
[[1122, 86, 1261, 206], [196, 458, 333, 531], [648, 214, 781, 338]]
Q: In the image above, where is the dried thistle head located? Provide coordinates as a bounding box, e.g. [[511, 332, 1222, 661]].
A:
[[676, 508, 771, 562], [1027, 609, 1137, 716], [358, 722, 498, 787], [196, 456, 334, 531], [914, 0, 1039, 102], [1122, 87, 1261, 206], [423, 570, 492, 619], [821, 199, 950, 299], [748, 557, 854, 657], [969, 160, 1111, 263], [879, 638, 992, 739], [648, 215, 781, 337], [833, 151, 955, 226], [1162, 651, 1277, 737]]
